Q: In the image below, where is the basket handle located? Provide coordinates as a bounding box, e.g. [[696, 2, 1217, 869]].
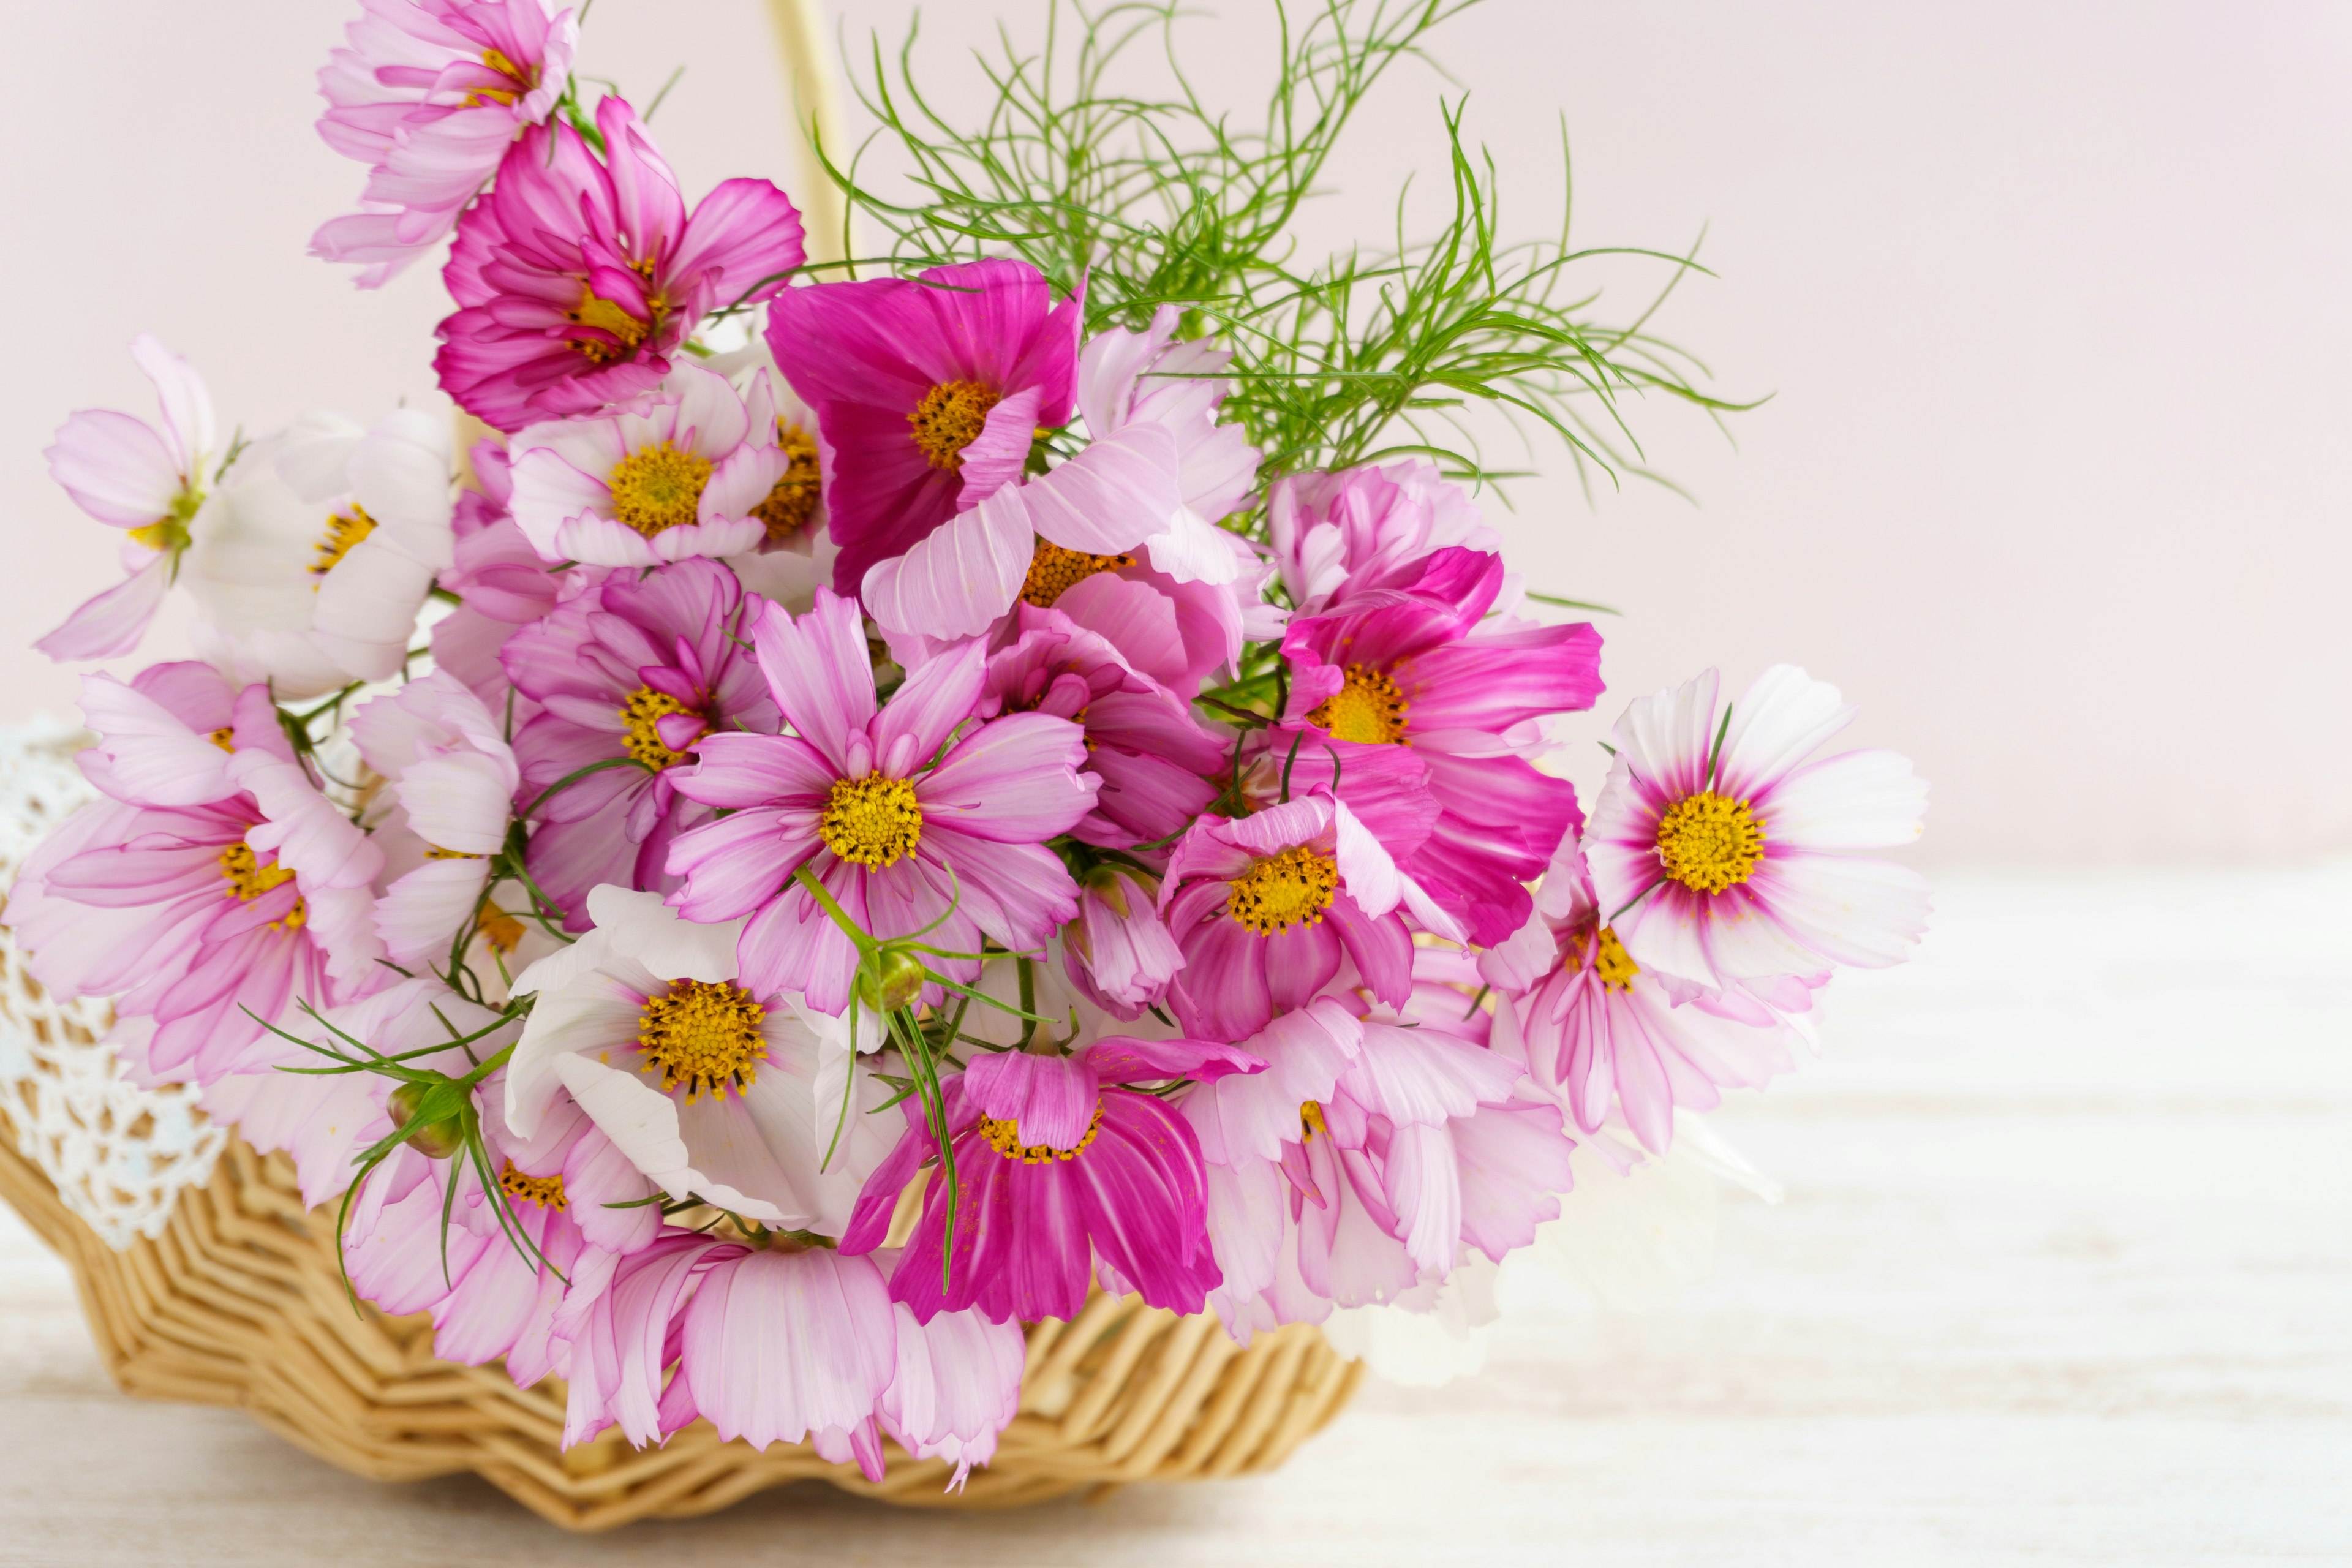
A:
[[761, 0, 853, 266]]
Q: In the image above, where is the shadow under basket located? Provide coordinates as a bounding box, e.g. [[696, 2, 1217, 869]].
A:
[[0, 1116, 1360, 1531]]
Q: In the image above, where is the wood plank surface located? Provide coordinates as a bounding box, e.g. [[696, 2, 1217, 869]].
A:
[[1, 867, 2345, 1566]]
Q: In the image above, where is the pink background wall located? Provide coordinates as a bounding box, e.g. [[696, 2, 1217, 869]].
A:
[[3, 1, 2343, 864]]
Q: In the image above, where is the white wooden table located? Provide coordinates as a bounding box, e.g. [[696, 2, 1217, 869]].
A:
[[2, 867, 2346, 1566]]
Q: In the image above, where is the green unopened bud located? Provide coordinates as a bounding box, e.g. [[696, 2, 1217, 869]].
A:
[[388, 1080, 467, 1160], [856, 944, 926, 1014]]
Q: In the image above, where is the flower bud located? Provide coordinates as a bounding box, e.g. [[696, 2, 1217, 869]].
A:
[[388, 1080, 467, 1160], [857, 944, 926, 1014]]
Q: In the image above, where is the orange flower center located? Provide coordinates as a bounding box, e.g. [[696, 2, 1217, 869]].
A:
[[1308, 663, 1409, 745], [1020, 537, 1134, 608], [908, 379, 1001, 470]]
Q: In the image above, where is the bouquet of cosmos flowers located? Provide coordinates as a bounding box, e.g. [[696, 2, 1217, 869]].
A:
[[5, 0, 1930, 1486]]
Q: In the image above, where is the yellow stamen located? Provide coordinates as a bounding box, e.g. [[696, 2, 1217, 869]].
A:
[[477, 899, 526, 956], [1570, 924, 1640, 992], [607, 440, 712, 537], [311, 505, 375, 582], [908, 379, 1002, 470], [1308, 663, 1410, 745], [1020, 537, 1134, 608], [465, 47, 532, 107], [1299, 1100, 1328, 1140], [218, 842, 306, 932], [1654, 791, 1766, 895], [498, 1159, 567, 1210], [567, 286, 653, 364], [207, 727, 235, 753], [752, 421, 823, 543], [619, 685, 698, 770], [820, 773, 924, 868], [978, 1107, 1104, 1164], [1227, 845, 1340, 936], [636, 978, 767, 1102]]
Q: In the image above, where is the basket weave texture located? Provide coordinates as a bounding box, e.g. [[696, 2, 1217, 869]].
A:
[[0, 1110, 1359, 1529]]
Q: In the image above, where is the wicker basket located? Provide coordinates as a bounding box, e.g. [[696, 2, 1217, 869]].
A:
[[0, 1106, 1359, 1529]]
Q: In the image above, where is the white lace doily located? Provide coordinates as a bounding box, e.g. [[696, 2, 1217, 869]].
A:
[[0, 721, 225, 1249]]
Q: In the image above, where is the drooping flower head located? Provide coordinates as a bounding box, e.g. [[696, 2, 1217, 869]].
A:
[[312, 0, 580, 286], [663, 588, 1098, 1016], [501, 557, 778, 927], [437, 95, 805, 430], [842, 1020, 1262, 1324], [37, 336, 216, 660], [507, 361, 788, 567], [765, 259, 1082, 590], [1280, 545, 1601, 943], [184, 408, 456, 699], [1585, 665, 1931, 989]]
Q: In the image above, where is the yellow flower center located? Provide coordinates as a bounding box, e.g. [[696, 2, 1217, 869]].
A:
[[820, 773, 924, 868], [908, 379, 1002, 470], [207, 727, 235, 752], [1298, 1100, 1328, 1141], [978, 1107, 1104, 1164], [1572, 924, 1640, 992], [477, 898, 526, 956], [310, 505, 375, 582], [1227, 845, 1340, 936], [1308, 663, 1410, 745], [752, 421, 823, 544], [567, 285, 654, 365], [1020, 537, 1135, 608], [1654, 790, 1766, 895], [497, 1159, 567, 1210], [636, 978, 767, 1102], [218, 842, 305, 931], [607, 440, 713, 537], [466, 47, 532, 107], [619, 685, 698, 770]]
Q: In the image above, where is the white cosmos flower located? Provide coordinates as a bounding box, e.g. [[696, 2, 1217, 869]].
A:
[[184, 407, 454, 698], [504, 886, 894, 1234]]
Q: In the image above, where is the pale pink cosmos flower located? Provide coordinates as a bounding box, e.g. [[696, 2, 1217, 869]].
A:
[[1586, 666, 1932, 990], [429, 436, 581, 718], [183, 407, 456, 700], [312, 0, 580, 287], [859, 302, 1265, 674], [505, 887, 896, 1232], [1265, 458, 1498, 618], [349, 671, 525, 967], [38, 336, 216, 661], [663, 589, 1098, 1016], [506, 362, 787, 567], [1479, 842, 1807, 1155], [1060, 864, 1185, 1019], [437, 96, 805, 431]]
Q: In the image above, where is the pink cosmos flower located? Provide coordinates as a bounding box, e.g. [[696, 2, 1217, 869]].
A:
[[184, 408, 456, 699], [349, 671, 523, 965], [500, 557, 777, 928], [1158, 791, 1444, 1042], [1585, 665, 1932, 989], [841, 1033, 1262, 1324], [1479, 843, 1806, 1154], [877, 1295, 1028, 1487], [437, 95, 805, 431], [858, 303, 1269, 678], [766, 258, 1082, 592], [1186, 997, 1575, 1340], [1061, 864, 1184, 1019], [312, 0, 579, 287], [5, 668, 384, 1084], [503, 887, 895, 1231], [38, 336, 215, 661], [507, 362, 788, 567], [663, 589, 1098, 1016], [429, 437, 578, 716], [1265, 459, 1498, 617], [1279, 545, 1602, 944], [978, 604, 1229, 850]]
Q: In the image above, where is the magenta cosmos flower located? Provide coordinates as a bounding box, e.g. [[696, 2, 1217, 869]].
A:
[[38, 336, 216, 661], [842, 1035, 1262, 1323], [312, 0, 579, 287], [663, 588, 1098, 1015], [1586, 665, 1931, 990], [1280, 545, 1602, 945], [1479, 844, 1804, 1155], [5, 666, 384, 1084], [764, 259, 1082, 591], [1159, 791, 1436, 1042], [437, 94, 805, 431], [507, 361, 786, 567], [501, 557, 778, 927]]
